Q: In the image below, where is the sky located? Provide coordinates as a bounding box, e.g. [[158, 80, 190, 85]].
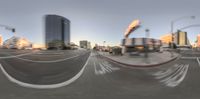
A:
[[1, 0, 200, 47]]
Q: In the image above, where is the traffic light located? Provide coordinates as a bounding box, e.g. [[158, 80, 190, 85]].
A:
[[12, 28, 15, 33]]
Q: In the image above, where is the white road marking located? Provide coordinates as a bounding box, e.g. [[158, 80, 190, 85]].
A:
[[0, 53, 91, 89], [196, 57, 200, 67], [94, 62, 99, 75], [94, 59, 120, 75], [0, 52, 37, 59], [163, 64, 189, 87], [153, 64, 189, 87], [0, 50, 89, 63], [14, 54, 80, 63], [160, 65, 185, 82], [153, 64, 179, 76], [154, 64, 183, 79]]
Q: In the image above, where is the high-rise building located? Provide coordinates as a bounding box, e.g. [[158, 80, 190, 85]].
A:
[[0, 35, 2, 46], [197, 34, 200, 47], [174, 30, 190, 47], [45, 15, 70, 49], [80, 40, 91, 49]]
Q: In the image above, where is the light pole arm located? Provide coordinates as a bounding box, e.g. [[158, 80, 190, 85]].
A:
[[171, 16, 195, 33], [179, 24, 200, 31]]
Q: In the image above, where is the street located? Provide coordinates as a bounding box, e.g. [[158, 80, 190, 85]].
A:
[[0, 49, 200, 98]]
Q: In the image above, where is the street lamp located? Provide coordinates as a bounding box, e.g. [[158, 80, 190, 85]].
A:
[[145, 28, 150, 38], [170, 16, 195, 49]]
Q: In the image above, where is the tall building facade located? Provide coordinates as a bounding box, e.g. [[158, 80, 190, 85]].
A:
[[0, 35, 2, 46], [174, 30, 190, 47], [45, 15, 70, 49]]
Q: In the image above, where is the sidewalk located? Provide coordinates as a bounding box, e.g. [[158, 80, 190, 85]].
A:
[[98, 51, 179, 67]]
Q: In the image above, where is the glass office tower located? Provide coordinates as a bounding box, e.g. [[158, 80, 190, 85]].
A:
[[45, 15, 70, 49]]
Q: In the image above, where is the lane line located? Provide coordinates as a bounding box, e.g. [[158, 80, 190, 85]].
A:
[[15, 54, 80, 63], [154, 64, 183, 79], [196, 57, 200, 67], [0, 52, 91, 89], [0, 50, 89, 63], [160, 64, 185, 83], [153, 64, 179, 76], [0, 52, 38, 59], [94, 61, 99, 75], [164, 64, 189, 87]]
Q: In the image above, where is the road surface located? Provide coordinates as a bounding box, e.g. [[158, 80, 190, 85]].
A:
[[0, 49, 200, 99]]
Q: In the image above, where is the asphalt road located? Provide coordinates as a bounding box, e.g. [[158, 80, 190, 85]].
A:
[[0, 49, 200, 99], [0, 49, 90, 84]]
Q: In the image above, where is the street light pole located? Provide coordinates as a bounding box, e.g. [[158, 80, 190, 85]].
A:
[[145, 29, 150, 58]]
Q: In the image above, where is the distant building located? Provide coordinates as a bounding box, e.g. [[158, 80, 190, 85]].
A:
[[3, 36, 32, 49], [0, 35, 2, 47], [32, 43, 46, 50], [121, 38, 162, 53], [174, 30, 190, 47], [45, 15, 70, 49], [160, 34, 172, 45], [79, 40, 91, 49], [197, 34, 200, 47]]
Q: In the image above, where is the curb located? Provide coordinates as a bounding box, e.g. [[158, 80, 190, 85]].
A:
[[98, 53, 179, 68]]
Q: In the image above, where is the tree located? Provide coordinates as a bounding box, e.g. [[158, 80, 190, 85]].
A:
[[48, 40, 65, 50]]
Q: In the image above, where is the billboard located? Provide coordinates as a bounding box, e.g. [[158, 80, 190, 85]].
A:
[[124, 20, 140, 38]]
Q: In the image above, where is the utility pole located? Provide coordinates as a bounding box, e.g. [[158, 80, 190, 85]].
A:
[[145, 29, 150, 58]]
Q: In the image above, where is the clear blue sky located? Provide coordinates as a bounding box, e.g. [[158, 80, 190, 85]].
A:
[[1, 0, 200, 46]]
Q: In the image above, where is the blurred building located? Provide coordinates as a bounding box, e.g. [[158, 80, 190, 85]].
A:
[[197, 34, 200, 47], [32, 43, 46, 50], [121, 20, 162, 54], [160, 34, 172, 44], [45, 15, 70, 49], [0, 35, 2, 47], [3, 36, 32, 49], [79, 40, 91, 49], [174, 30, 190, 47], [121, 38, 162, 53]]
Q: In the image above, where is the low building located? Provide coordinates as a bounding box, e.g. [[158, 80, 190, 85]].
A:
[[160, 33, 172, 45], [3, 36, 32, 49], [121, 38, 162, 54], [197, 34, 200, 47], [32, 43, 46, 50], [79, 40, 91, 49], [0, 35, 2, 47]]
